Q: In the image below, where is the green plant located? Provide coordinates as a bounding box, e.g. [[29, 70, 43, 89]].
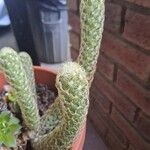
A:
[[0, 0, 105, 149], [0, 111, 21, 148], [0, 48, 40, 131], [7, 90, 17, 102], [32, 62, 89, 150], [78, 0, 105, 84]]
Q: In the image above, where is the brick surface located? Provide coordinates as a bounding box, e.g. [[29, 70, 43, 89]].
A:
[[105, 3, 122, 33], [134, 112, 150, 141], [126, 0, 150, 8], [91, 99, 128, 148], [93, 100, 128, 148], [67, 0, 78, 11], [89, 103, 108, 138], [94, 72, 137, 121], [123, 10, 150, 51], [90, 86, 111, 113], [71, 48, 79, 61], [128, 145, 136, 150], [107, 121, 128, 149], [111, 107, 150, 150], [116, 69, 150, 115], [70, 32, 80, 50], [97, 55, 115, 81], [107, 125, 128, 149], [106, 130, 126, 150], [69, 12, 80, 34], [101, 32, 150, 83], [89, 113, 108, 138]]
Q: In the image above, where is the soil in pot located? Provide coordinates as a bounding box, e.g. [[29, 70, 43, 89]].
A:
[[0, 84, 57, 150]]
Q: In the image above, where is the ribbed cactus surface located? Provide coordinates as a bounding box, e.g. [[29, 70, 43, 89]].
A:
[[32, 62, 89, 150], [19, 52, 37, 99], [0, 47, 40, 131], [77, 0, 105, 84]]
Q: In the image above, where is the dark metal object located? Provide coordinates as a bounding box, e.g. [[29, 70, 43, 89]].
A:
[[26, 0, 69, 63], [4, 0, 40, 65]]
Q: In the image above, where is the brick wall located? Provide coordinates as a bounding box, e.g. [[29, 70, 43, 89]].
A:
[[68, 0, 80, 61], [68, 0, 150, 150]]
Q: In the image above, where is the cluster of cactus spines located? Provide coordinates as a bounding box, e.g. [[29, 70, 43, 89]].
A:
[[19, 52, 37, 99], [77, 0, 105, 84], [0, 47, 40, 131], [32, 62, 89, 150]]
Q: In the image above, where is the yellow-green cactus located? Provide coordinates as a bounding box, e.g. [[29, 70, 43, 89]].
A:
[[19, 52, 37, 99], [0, 47, 40, 131], [34, 0, 105, 148], [77, 0, 105, 84], [32, 62, 89, 150]]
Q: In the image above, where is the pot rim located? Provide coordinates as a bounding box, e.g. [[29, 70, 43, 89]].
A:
[[34, 66, 57, 74]]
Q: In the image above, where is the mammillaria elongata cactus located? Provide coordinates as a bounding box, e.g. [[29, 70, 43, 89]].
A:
[[0, 0, 105, 149], [19, 52, 37, 98], [78, 0, 105, 84], [33, 63, 89, 150]]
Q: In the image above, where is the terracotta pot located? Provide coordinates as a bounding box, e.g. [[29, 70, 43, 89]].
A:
[[0, 66, 86, 150]]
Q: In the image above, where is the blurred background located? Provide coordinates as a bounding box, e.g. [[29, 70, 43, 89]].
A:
[[0, 0, 70, 66]]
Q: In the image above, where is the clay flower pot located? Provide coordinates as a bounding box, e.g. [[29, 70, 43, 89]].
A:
[[0, 66, 86, 150]]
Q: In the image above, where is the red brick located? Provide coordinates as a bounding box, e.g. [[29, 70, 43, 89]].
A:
[[69, 12, 80, 34], [128, 145, 136, 150], [91, 99, 128, 148], [134, 112, 150, 141], [116, 69, 150, 115], [107, 120, 128, 149], [97, 55, 114, 81], [70, 32, 80, 50], [90, 86, 111, 113], [111, 107, 150, 150], [106, 130, 126, 150], [92, 94, 110, 120], [123, 10, 150, 51], [89, 114, 107, 138], [67, 0, 78, 11], [89, 102, 108, 137], [126, 0, 150, 8], [101, 32, 150, 83], [94, 72, 137, 121], [105, 3, 122, 33], [71, 48, 79, 61]]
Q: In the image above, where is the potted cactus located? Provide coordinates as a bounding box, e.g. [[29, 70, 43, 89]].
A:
[[0, 0, 105, 149]]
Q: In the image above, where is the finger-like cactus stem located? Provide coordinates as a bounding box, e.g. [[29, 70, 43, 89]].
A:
[[19, 52, 37, 99], [0, 47, 40, 131], [32, 62, 89, 150], [77, 0, 105, 84]]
